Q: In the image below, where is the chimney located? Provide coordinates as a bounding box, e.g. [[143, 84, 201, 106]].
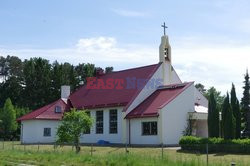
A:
[[61, 85, 70, 99]]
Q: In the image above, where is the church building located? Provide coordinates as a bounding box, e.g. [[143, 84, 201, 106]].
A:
[[18, 32, 208, 145]]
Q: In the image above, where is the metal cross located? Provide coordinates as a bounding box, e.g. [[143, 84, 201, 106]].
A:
[[161, 22, 168, 35]]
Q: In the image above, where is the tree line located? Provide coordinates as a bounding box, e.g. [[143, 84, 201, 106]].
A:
[[0, 55, 113, 140], [206, 70, 250, 139]]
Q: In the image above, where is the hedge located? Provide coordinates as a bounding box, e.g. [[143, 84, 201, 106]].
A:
[[179, 136, 250, 153]]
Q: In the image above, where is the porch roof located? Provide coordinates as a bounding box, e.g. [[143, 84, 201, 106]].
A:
[[125, 82, 193, 119]]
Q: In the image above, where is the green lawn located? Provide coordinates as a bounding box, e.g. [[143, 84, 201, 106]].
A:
[[0, 142, 250, 165]]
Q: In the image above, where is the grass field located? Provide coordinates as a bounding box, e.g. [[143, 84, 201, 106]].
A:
[[0, 142, 250, 165]]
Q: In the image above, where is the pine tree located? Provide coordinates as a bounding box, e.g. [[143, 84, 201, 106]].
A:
[[208, 92, 220, 137], [231, 83, 241, 138], [0, 98, 17, 140], [222, 94, 236, 139], [241, 70, 250, 137], [222, 93, 230, 138], [224, 105, 236, 139]]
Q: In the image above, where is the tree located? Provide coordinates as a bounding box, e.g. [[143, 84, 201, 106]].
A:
[[224, 105, 236, 139], [241, 70, 250, 137], [69, 65, 78, 91], [0, 76, 23, 107], [14, 107, 30, 139], [0, 55, 112, 114], [205, 87, 225, 110], [23, 58, 52, 109], [56, 109, 93, 153], [0, 98, 17, 140], [183, 113, 194, 136], [222, 93, 236, 139], [221, 93, 229, 138], [231, 83, 241, 138], [75, 63, 95, 85], [207, 92, 220, 137], [195, 83, 206, 94], [105, 67, 114, 74]]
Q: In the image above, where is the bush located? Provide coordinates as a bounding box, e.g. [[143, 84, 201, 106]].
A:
[[179, 136, 250, 153]]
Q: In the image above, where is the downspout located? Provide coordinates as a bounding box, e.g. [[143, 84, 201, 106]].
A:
[[129, 119, 131, 145], [21, 123, 23, 144]]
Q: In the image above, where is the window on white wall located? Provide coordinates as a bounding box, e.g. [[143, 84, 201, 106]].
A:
[[109, 109, 117, 134], [84, 111, 91, 134], [142, 122, 157, 135], [96, 111, 103, 134], [44, 128, 51, 137]]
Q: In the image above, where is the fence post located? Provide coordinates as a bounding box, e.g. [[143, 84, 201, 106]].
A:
[[91, 144, 93, 156], [2, 140, 4, 150], [38, 142, 40, 152], [125, 143, 128, 154], [54, 143, 56, 152], [206, 143, 209, 166], [12, 140, 14, 150], [161, 143, 164, 159]]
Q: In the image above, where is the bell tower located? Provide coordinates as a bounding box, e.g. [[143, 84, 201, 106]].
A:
[[159, 22, 172, 85], [159, 35, 171, 63]]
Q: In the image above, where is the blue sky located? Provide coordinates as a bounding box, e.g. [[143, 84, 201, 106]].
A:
[[1, 0, 250, 97]]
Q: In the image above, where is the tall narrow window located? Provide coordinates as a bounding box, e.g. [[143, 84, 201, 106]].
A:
[[84, 111, 91, 134], [43, 128, 51, 137], [96, 111, 103, 134], [109, 109, 117, 134], [142, 122, 157, 135]]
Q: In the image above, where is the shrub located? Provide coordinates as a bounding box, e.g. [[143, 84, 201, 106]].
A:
[[179, 136, 250, 153]]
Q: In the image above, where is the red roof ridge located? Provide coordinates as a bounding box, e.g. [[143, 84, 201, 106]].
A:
[[158, 82, 194, 109], [104, 63, 161, 75]]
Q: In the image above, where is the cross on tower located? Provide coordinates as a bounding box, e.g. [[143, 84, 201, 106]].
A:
[[161, 22, 168, 35]]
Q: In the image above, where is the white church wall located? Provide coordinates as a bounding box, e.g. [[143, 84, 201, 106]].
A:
[[160, 84, 195, 145], [129, 117, 160, 145], [80, 107, 123, 144], [126, 64, 182, 116], [171, 68, 182, 84], [194, 88, 208, 107], [21, 120, 60, 144], [122, 112, 128, 144], [125, 65, 163, 115]]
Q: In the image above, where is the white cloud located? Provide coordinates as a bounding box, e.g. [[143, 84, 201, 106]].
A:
[[112, 9, 149, 18], [0, 36, 157, 68], [0, 36, 249, 98], [173, 39, 250, 98], [77, 37, 117, 50]]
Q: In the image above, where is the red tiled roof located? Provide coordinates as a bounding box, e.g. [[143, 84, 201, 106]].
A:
[[126, 82, 193, 119], [17, 99, 67, 121], [69, 63, 161, 109]]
